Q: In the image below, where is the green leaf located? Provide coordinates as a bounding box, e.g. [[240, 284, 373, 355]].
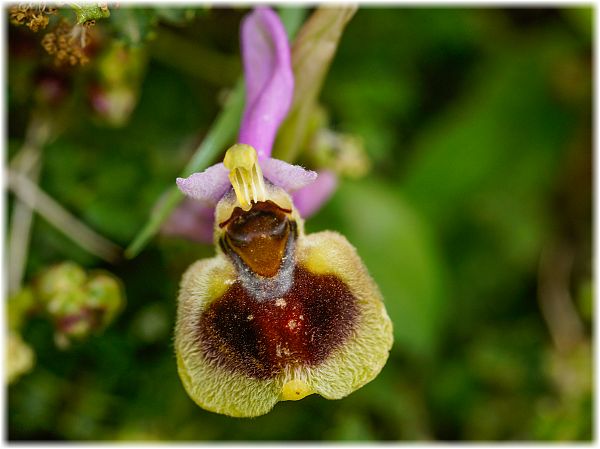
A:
[[401, 45, 571, 228]]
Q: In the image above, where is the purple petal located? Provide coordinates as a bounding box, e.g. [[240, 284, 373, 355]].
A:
[[162, 198, 214, 244], [176, 163, 230, 205], [238, 7, 294, 159], [292, 170, 338, 218], [262, 157, 318, 193]]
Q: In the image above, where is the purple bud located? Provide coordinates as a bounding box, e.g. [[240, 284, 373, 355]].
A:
[[162, 198, 215, 244], [292, 170, 337, 218]]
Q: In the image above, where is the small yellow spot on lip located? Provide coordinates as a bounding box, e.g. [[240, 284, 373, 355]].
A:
[[281, 379, 313, 401]]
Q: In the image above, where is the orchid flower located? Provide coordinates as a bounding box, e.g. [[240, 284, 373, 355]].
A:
[[174, 7, 392, 418]]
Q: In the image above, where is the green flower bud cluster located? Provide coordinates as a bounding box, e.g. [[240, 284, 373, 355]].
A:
[[304, 106, 371, 179], [6, 263, 124, 384], [35, 262, 124, 348]]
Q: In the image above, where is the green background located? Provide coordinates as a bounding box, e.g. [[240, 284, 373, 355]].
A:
[[7, 6, 592, 441]]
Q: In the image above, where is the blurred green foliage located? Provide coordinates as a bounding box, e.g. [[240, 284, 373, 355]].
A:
[[7, 6, 592, 441]]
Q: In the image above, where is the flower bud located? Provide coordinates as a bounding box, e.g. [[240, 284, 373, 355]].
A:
[[35, 262, 124, 348], [85, 272, 124, 328], [309, 128, 370, 179], [89, 83, 137, 127], [89, 44, 147, 127], [36, 262, 87, 304]]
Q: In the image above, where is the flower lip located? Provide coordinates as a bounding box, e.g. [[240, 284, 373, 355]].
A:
[[198, 264, 359, 380], [176, 228, 393, 417]]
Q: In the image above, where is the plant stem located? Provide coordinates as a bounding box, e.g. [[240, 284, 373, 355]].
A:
[[538, 240, 584, 353], [273, 6, 357, 163], [7, 170, 122, 264], [7, 117, 50, 294]]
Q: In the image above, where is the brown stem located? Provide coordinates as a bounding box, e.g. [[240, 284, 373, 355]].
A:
[[537, 240, 584, 353], [7, 117, 51, 294], [7, 169, 122, 264]]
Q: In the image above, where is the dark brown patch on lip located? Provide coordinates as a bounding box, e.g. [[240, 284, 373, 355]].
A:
[[198, 265, 359, 380]]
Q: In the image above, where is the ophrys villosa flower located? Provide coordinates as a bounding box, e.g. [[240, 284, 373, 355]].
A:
[[174, 7, 393, 418]]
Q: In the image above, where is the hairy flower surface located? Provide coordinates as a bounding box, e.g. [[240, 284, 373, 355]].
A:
[[176, 146, 392, 417], [174, 7, 392, 417]]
